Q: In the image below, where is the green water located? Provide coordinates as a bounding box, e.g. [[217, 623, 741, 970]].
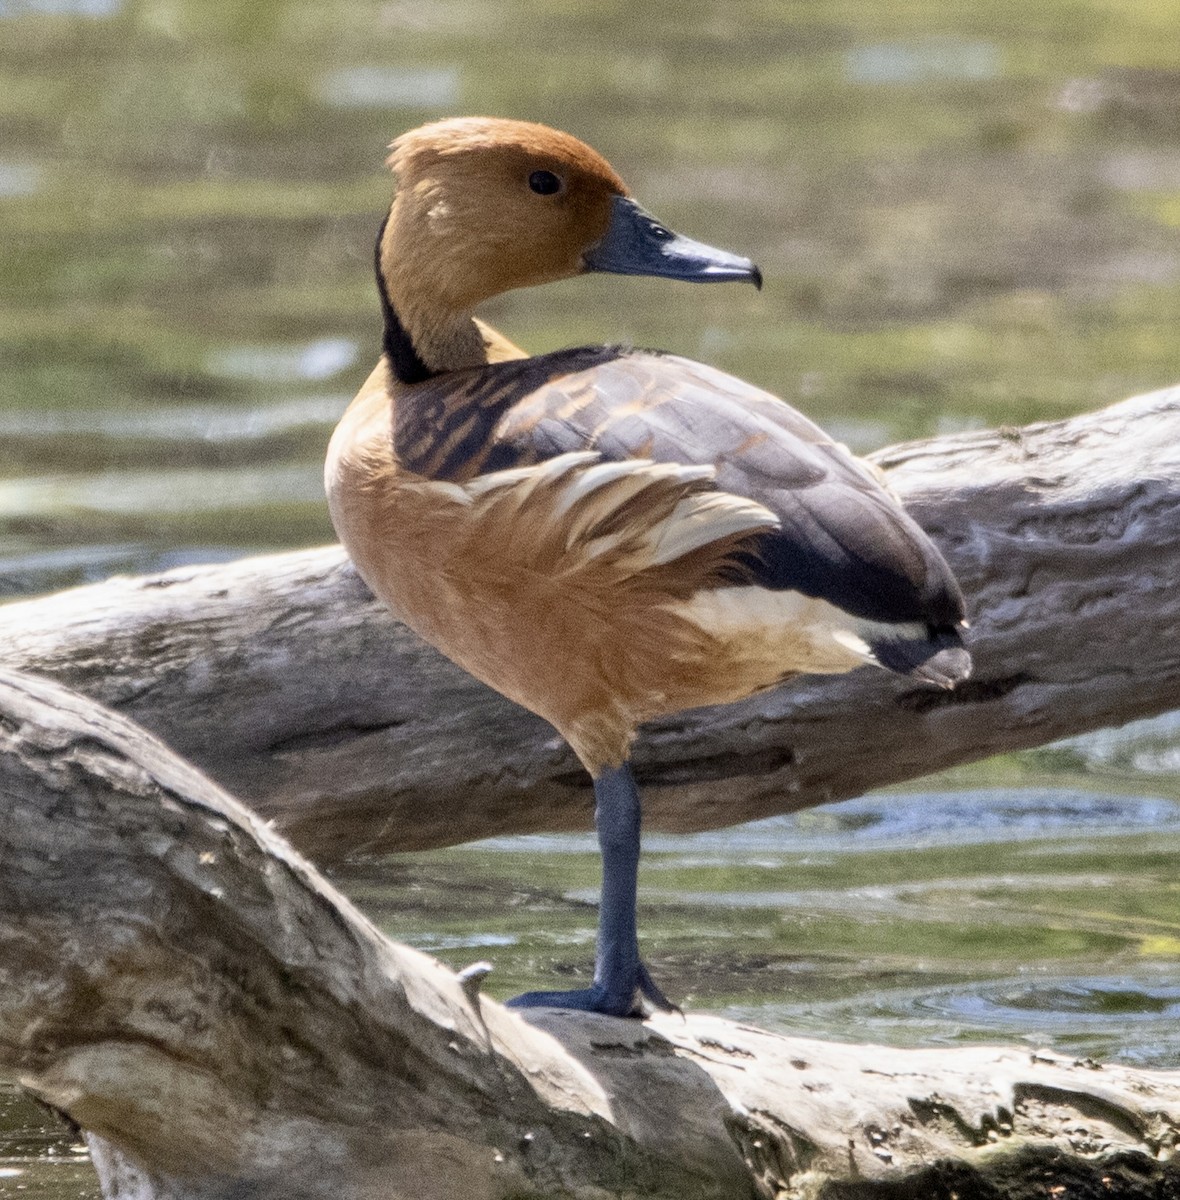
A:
[[4, 0, 1180, 1191]]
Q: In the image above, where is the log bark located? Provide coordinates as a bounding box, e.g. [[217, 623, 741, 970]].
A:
[[3, 667, 1180, 1200], [2, 387, 1180, 860]]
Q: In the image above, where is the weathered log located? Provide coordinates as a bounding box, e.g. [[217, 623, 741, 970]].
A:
[[3, 667, 1180, 1200], [2, 387, 1180, 860]]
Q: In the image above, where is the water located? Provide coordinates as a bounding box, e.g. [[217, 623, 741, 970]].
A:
[[0, 1094, 96, 1200], [5, 0, 1180, 1191]]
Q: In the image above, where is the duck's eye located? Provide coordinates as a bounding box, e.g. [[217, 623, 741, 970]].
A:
[[528, 170, 564, 196]]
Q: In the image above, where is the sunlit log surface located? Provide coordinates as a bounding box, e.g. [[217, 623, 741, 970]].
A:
[[3, 668, 1180, 1200], [2, 386, 1179, 860]]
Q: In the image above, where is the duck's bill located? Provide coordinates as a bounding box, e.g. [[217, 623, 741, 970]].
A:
[[583, 195, 762, 289]]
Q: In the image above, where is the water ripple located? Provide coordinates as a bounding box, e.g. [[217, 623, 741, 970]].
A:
[[473, 789, 1180, 857]]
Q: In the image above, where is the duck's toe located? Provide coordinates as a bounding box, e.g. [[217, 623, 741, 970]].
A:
[[506, 961, 678, 1018]]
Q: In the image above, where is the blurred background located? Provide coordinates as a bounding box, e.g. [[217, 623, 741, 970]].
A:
[[4, 0, 1180, 1193]]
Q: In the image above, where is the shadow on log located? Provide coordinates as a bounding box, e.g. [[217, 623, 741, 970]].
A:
[[3, 388, 1180, 861], [3, 667, 1180, 1199]]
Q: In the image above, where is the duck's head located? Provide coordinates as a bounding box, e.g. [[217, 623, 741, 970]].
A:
[[378, 117, 761, 379]]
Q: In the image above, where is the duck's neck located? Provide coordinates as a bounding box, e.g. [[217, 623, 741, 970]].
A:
[[374, 215, 488, 384]]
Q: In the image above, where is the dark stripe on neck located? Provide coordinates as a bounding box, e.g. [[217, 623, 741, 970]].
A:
[[374, 212, 434, 385]]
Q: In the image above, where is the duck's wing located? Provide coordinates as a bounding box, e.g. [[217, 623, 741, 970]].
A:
[[504, 350, 964, 615], [398, 346, 969, 682]]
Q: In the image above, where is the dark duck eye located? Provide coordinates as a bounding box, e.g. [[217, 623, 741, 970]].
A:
[[528, 169, 563, 195]]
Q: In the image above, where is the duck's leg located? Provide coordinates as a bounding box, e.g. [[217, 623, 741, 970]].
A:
[[507, 763, 675, 1016]]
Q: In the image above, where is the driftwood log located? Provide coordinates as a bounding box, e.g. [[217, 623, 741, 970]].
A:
[[4, 667, 1180, 1200], [1, 387, 1179, 860]]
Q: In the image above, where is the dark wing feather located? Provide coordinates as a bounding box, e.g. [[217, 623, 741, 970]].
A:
[[487, 350, 965, 631]]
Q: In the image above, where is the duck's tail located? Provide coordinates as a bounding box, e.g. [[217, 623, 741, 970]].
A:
[[870, 625, 972, 689]]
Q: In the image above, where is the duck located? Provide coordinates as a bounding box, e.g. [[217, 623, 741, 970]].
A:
[[325, 116, 971, 1017]]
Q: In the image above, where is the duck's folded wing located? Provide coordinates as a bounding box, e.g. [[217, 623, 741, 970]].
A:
[[488, 350, 967, 632]]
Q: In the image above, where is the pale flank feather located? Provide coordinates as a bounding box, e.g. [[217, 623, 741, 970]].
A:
[[423, 452, 778, 575], [551, 458, 714, 520], [646, 491, 780, 566], [460, 450, 600, 498], [669, 587, 875, 676]]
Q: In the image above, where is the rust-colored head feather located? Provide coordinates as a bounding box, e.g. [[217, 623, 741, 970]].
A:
[[378, 118, 631, 371], [387, 117, 627, 196]]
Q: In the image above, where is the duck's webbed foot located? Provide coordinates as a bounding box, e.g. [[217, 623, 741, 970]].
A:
[[507, 962, 677, 1017]]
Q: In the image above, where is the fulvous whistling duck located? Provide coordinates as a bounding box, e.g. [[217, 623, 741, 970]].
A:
[[326, 117, 971, 1017]]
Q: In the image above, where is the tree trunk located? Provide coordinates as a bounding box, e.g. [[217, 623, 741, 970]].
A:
[[3, 667, 1179, 1200], [1, 387, 1179, 860]]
